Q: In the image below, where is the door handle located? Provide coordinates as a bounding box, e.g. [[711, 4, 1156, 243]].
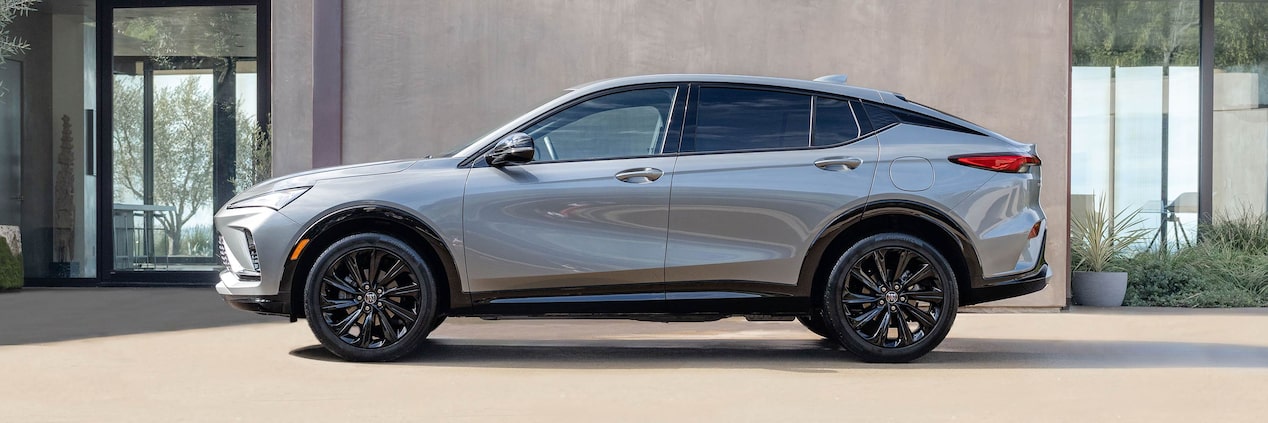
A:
[[814, 157, 863, 171], [615, 167, 663, 184]]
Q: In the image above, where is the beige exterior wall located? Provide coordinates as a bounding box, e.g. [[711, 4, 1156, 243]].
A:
[[272, 0, 1072, 308], [271, 0, 315, 176]]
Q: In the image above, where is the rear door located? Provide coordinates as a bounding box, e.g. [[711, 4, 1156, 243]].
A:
[[665, 85, 879, 290]]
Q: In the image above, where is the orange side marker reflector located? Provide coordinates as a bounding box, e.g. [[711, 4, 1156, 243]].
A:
[[290, 239, 311, 261], [1028, 222, 1043, 239]]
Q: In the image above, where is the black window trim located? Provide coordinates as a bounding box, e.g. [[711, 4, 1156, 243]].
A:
[[462, 83, 688, 168]]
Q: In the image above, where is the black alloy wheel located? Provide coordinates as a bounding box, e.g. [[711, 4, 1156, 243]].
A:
[[821, 233, 957, 363], [305, 233, 437, 362]]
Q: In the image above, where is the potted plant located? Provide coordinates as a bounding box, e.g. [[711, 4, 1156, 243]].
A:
[[1069, 195, 1151, 306]]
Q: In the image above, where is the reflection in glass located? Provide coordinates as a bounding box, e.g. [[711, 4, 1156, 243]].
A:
[[1214, 0, 1268, 219], [8, 2, 99, 279], [1072, 0, 1200, 250], [111, 6, 260, 271]]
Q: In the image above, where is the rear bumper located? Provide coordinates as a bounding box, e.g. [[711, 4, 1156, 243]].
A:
[[962, 263, 1050, 306]]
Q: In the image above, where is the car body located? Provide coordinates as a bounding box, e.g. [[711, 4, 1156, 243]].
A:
[[215, 74, 1049, 362]]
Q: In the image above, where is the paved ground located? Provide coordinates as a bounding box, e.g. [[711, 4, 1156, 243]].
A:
[[1, 289, 1267, 422]]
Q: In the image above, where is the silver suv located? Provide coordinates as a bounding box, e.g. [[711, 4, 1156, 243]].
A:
[[215, 74, 1049, 362]]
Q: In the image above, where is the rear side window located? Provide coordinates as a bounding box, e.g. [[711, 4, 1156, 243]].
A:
[[862, 102, 981, 135], [687, 88, 811, 153], [811, 97, 861, 146], [861, 103, 901, 129]]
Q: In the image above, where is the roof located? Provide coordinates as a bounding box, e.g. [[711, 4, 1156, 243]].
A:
[[566, 74, 889, 103]]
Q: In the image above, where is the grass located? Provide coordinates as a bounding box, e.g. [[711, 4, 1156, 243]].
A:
[[1117, 213, 1268, 307], [0, 237, 21, 290]]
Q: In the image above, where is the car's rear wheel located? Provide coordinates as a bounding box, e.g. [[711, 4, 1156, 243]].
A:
[[304, 233, 437, 362], [821, 233, 957, 363]]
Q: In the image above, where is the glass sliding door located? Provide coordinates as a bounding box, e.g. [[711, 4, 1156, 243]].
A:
[[109, 5, 260, 274]]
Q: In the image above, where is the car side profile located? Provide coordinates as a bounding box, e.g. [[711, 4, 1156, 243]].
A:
[[215, 74, 1049, 363]]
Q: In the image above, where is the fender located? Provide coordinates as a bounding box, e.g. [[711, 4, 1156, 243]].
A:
[[796, 200, 984, 299], [279, 202, 468, 319]]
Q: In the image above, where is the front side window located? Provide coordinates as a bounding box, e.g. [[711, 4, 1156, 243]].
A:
[[523, 87, 677, 162], [687, 87, 812, 153]]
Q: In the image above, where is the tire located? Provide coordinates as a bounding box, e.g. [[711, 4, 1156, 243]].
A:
[[820, 233, 958, 363], [304, 233, 438, 362], [427, 314, 447, 333], [796, 314, 833, 339]]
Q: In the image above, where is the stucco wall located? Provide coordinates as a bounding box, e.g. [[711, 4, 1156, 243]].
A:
[[276, 0, 1072, 307], [270, 0, 314, 176]]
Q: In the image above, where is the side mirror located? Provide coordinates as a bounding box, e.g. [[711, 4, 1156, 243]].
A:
[[485, 133, 535, 166]]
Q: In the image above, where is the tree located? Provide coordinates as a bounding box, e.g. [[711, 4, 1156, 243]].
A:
[[1073, 0, 1200, 68], [113, 74, 269, 256], [113, 77, 215, 255], [0, 0, 37, 62], [234, 110, 271, 193], [0, 0, 38, 99], [110, 7, 269, 257]]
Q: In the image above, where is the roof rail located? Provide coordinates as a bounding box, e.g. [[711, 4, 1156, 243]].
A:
[[813, 74, 848, 84]]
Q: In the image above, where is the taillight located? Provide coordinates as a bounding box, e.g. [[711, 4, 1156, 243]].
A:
[[950, 154, 1041, 173]]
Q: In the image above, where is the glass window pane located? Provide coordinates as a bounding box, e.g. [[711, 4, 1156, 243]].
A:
[[111, 5, 258, 272], [6, 3, 99, 279], [1071, 0, 1200, 248], [1214, 0, 1268, 220], [690, 88, 811, 152], [812, 98, 860, 146], [524, 88, 676, 161]]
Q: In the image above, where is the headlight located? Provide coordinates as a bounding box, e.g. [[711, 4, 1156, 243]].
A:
[[227, 187, 311, 210]]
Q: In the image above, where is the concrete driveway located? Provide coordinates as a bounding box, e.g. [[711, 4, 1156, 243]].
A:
[[1, 288, 1266, 422]]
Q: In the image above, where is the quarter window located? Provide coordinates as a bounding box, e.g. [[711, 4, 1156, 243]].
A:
[[812, 97, 861, 146], [523, 88, 677, 162], [688, 88, 812, 153]]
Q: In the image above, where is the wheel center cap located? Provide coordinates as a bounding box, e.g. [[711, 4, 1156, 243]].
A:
[[364, 292, 379, 303], [885, 291, 899, 303]]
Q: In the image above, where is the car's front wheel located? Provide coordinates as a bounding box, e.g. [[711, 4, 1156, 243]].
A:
[[821, 233, 958, 363], [304, 233, 437, 362], [796, 314, 833, 339]]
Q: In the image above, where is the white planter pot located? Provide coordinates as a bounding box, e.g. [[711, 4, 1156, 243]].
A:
[[1071, 271, 1128, 307]]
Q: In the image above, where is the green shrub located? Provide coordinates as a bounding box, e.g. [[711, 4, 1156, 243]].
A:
[[0, 236, 21, 290], [1118, 214, 1268, 307], [1200, 212, 1268, 252]]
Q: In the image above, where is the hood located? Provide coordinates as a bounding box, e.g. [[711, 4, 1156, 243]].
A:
[[230, 159, 418, 202]]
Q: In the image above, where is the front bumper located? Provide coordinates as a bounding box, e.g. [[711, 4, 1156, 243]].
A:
[[223, 293, 292, 316], [213, 206, 301, 297]]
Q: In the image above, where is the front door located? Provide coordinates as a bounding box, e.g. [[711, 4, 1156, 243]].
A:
[[462, 86, 683, 294]]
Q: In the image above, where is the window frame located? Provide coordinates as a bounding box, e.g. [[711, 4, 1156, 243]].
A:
[[466, 84, 687, 168]]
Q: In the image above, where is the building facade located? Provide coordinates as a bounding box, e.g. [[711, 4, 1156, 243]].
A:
[[3, 0, 1258, 309]]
